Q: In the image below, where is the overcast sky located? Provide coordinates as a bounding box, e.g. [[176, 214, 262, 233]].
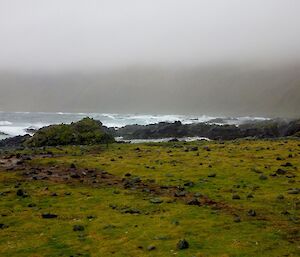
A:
[[0, 0, 300, 71]]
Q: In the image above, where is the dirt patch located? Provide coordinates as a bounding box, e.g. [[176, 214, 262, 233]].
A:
[[0, 154, 236, 214]]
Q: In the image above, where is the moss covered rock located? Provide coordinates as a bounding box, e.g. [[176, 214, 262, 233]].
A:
[[25, 117, 115, 147]]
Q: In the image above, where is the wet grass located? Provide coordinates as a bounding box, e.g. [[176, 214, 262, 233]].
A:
[[0, 139, 299, 256]]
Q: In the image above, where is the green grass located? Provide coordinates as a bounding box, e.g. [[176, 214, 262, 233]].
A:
[[0, 139, 299, 256]]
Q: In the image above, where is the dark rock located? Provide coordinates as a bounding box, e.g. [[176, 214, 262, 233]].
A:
[[147, 245, 156, 251], [70, 173, 80, 179], [171, 220, 180, 225], [281, 210, 290, 215], [232, 194, 241, 200], [16, 189, 28, 197], [208, 173, 216, 178], [122, 208, 141, 214], [184, 181, 194, 187], [233, 216, 241, 223], [0, 223, 9, 229], [259, 174, 268, 180], [247, 194, 254, 199], [247, 209, 256, 217], [73, 225, 85, 231], [42, 213, 58, 219], [287, 188, 300, 194], [277, 194, 284, 200], [0, 134, 31, 148], [281, 162, 293, 167], [70, 163, 76, 169], [276, 169, 286, 175], [177, 239, 189, 250], [187, 198, 201, 206]]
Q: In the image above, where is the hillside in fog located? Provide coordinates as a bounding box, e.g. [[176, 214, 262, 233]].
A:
[[0, 64, 299, 118]]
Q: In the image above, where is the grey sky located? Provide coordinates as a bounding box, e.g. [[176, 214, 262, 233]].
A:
[[0, 1, 300, 117], [1, 0, 300, 70]]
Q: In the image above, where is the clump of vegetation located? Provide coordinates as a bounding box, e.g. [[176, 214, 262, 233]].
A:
[[25, 117, 115, 147]]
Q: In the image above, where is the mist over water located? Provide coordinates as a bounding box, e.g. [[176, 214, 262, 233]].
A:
[[0, 1, 299, 118]]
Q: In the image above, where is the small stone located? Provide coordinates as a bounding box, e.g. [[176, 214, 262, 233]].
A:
[[277, 194, 284, 200], [16, 189, 28, 197], [247, 209, 256, 217], [41, 213, 58, 219], [171, 220, 180, 225], [177, 239, 189, 250], [149, 198, 163, 204], [103, 224, 116, 229], [232, 194, 241, 200], [187, 198, 200, 206], [194, 192, 203, 197], [73, 225, 84, 231], [281, 162, 292, 167], [147, 245, 156, 251], [276, 169, 286, 175], [287, 188, 300, 194], [0, 223, 9, 229], [247, 193, 254, 199], [259, 174, 268, 180], [233, 216, 241, 223], [174, 191, 187, 197], [208, 173, 216, 178]]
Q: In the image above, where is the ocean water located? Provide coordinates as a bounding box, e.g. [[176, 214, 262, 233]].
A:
[[0, 111, 269, 140]]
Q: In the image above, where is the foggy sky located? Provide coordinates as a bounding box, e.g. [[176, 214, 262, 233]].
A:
[[1, 0, 300, 70], [0, 1, 300, 117]]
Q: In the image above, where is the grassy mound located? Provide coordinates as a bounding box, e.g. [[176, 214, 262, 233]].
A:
[[25, 117, 114, 147]]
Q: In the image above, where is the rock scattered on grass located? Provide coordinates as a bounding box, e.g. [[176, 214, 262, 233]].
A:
[[259, 174, 268, 180], [73, 225, 85, 231], [0, 223, 9, 229], [233, 216, 241, 223], [187, 198, 201, 206], [177, 239, 189, 250], [41, 213, 58, 219], [208, 173, 216, 178], [287, 188, 299, 194], [247, 209, 256, 217], [149, 198, 163, 204], [16, 189, 28, 197], [277, 194, 284, 200], [147, 245, 156, 251], [232, 194, 241, 200]]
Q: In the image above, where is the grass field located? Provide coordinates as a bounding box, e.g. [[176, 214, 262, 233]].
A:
[[0, 139, 299, 256]]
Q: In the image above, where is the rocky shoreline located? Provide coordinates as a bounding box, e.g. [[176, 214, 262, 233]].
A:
[[0, 117, 299, 148], [114, 118, 300, 140]]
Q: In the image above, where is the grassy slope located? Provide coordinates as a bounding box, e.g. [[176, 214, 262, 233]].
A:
[[0, 139, 299, 257]]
